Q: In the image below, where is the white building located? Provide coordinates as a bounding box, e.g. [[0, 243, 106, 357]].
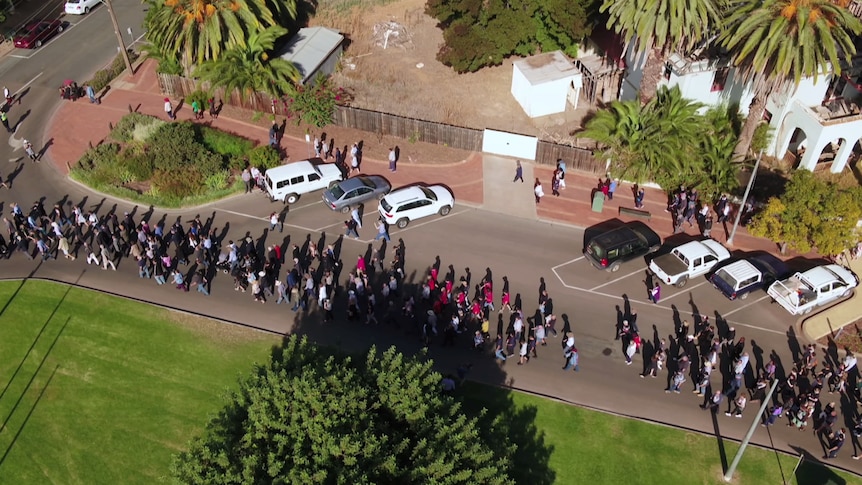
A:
[[618, 46, 862, 174], [511, 51, 583, 118]]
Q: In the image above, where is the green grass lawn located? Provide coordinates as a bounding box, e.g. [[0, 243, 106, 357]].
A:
[[0, 280, 279, 484], [0, 280, 858, 485]]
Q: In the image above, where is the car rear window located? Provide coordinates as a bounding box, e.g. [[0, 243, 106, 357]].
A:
[[329, 185, 345, 199], [419, 187, 437, 200], [380, 198, 393, 212], [587, 241, 605, 258]]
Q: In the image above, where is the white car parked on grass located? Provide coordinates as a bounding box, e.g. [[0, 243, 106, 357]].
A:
[[65, 0, 100, 15], [378, 184, 454, 228]]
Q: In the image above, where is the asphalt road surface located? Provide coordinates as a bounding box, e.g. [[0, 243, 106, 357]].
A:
[[0, 1, 858, 478]]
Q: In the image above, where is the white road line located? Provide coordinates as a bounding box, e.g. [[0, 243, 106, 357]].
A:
[[659, 281, 708, 301], [389, 208, 469, 234], [551, 256, 584, 271], [722, 294, 770, 318], [214, 208, 266, 221], [590, 267, 647, 291], [13, 72, 42, 95], [313, 222, 345, 232]]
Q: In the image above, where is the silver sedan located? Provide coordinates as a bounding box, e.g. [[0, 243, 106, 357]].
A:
[[322, 175, 392, 213]]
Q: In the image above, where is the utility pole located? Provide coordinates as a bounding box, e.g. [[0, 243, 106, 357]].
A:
[[727, 150, 763, 246], [723, 378, 779, 482], [103, 0, 134, 75]]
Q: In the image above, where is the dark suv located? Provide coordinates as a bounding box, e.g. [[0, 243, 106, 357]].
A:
[[584, 222, 662, 272]]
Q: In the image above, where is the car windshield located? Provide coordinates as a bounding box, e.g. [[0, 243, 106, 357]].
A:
[[68, 0, 82, 3], [419, 187, 437, 200], [329, 185, 346, 199], [587, 241, 605, 258], [380, 198, 393, 212], [714, 268, 732, 284]]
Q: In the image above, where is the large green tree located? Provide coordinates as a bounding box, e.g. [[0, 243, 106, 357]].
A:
[[145, 0, 284, 71], [719, 0, 862, 160], [600, 0, 722, 104], [748, 170, 862, 255], [193, 26, 300, 99], [582, 86, 738, 194], [172, 336, 515, 484], [426, 0, 594, 72]]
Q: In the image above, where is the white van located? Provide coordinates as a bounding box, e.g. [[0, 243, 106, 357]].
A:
[[264, 159, 343, 204]]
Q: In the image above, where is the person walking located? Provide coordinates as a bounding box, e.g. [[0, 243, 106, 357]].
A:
[[726, 394, 747, 418], [557, 159, 566, 188], [191, 270, 209, 295], [269, 212, 283, 233], [563, 346, 579, 371], [700, 390, 723, 413], [551, 171, 561, 197], [608, 179, 617, 200], [388, 147, 397, 172], [24, 139, 37, 161], [241, 167, 253, 193], [649, 282, 661, 304], [634, 187, 645, 208], [86, 84, 98, 104], [100, 244, 116, 271], [825, 429, 846, 459], [164, 98, 175, 120], [3, 86, 10, 106], [345, 218, 360, 239], [0, 111, 11, 133], [191, 99, 202, 120], [374, 219, 389, 241], [513, 160, 524, 183], [533, 178, 544, 204]]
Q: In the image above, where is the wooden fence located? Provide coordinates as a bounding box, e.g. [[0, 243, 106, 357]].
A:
[[157, 74, 603, 172]]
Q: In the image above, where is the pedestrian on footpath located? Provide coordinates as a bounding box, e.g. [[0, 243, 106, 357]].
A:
[[513, 160, 524, 183], [624, 332, 639, 365], [86, 84, 99, 104], [1, 111, 11, 132], [634, 186, 645, 208], [241, 167, 253, 193], [164, 98, 175, 120], [269, 212, 283, 233], [649, 282, 661, 303], [701, 390, 723, 413], [24, 139, 37, 161], [388, 147, 397, 172], [551, 171, 561, 197], [667, 369, 685, 393], [825, 429, 846, 459], [3, 86, 10, 106], [191, 270, 209, 295], [608, 179, 617, 200], [557, 159, 566, 188], [374, 219, 389, 241], [351, 207, 362, 231], [345, 218, 359, 239], [563, 346, 579, 371], [100, 244, 117, 271], [534, 178, 544, 204]]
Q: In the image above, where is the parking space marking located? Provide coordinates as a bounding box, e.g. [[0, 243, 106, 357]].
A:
[[659, 281, 708, 301], [550, 266, 784, 335], [589, 267, 647, 291], [721, 294, 771, 318], [314, 221, 345, 232]]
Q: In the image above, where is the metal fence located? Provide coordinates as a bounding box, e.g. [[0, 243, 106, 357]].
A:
[[157, 73, 603, 171]]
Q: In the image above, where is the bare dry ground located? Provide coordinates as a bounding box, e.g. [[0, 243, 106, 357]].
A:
[[311, 0, 593, 142]]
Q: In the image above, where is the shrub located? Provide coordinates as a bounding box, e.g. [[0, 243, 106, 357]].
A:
[[196, 150, 227, 179], [204, 170, 231, 191], [199, 126, 254, 157], [248, 145, 281, 170], [149, 122, 204, 172], [286, 75, 341, 127], [228, 155, 249, 172], [111, 113, 162, 142], [116, 151, 155, 181], [77, 143, 121, 171], [88, 50, 140, 93], [151, 166, 204, 199]]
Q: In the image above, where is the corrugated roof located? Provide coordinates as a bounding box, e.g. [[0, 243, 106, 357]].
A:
[[513, 51, 580, 86], [278, 27, 344, 84]]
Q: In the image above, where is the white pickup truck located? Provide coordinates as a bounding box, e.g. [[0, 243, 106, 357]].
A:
[[767, 264, 858, 315], [648, 240, 731, 288]]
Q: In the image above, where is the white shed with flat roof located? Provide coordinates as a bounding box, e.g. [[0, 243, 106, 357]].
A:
[[278, 27, 345, 85], [511, 51, 582, 118]]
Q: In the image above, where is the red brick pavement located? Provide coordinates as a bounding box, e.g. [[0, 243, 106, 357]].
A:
[[44, 59, 813, 258]]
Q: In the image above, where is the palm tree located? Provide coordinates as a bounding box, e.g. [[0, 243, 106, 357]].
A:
[[145, 0, 280, 72], [600, 0, 722, 104], [194, 26, 301, 101], [720, 0, 862, 160], [582, 86, 707, 185]]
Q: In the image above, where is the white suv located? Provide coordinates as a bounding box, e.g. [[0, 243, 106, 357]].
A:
[[378, 184, 454, 228]]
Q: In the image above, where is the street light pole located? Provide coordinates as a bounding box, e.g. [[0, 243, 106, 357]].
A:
[[723, 378, 779, 482], [103, 0, 134, 75], [726, 150, 763, 246]]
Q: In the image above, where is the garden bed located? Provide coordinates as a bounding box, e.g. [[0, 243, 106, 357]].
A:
[[71, 112, 280, 208], [816, 318, 862, 354]]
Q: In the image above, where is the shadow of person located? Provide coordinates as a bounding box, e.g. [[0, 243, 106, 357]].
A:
[[787, 326, 803, 364], [36, 137, 53, 161], [6, 163, 24, 187]]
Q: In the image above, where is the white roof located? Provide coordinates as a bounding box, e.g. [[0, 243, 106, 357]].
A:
[[278, 27, 344, 84], [674, 240, 731, 260], [513, 51, 581, 86], [801, 264, 858, 286], [718, 260, 760, 280]]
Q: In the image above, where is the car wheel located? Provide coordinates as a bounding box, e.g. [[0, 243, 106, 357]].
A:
[[396, 218, 409, 229], [439, 205, 451, 216], [609, 262, 621, 273], [675, 276, 688, 288], [340, 205, 350, 214], [286, 193, 299, 204], [57, 26, 63, 33], [739, 292, 749, 300], [35, 40, 42, 47], [84, 7, 90, 13], [842, 289, 852, 298], [803, 306, 813, 315]]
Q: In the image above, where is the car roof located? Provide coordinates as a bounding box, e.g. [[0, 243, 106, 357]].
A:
[[801, 265, 858, 286], [590, 225, 640, 247], [675, 240, 730, 260], [336, 176, 372, 190], [386, 185, 429, 203], [265, 159, 323, 178], [717, 260, 760, 280], [749, 254, 790, 278]]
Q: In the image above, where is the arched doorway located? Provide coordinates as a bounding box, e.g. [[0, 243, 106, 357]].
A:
[[814, 137, 846, 171], [786, 127, 809, 168]]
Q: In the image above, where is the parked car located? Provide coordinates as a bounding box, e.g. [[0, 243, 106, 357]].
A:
[[264, 159, 343, 204], [322, 175, 391, 213], [767, 264, 858, 315], [13, 20, 64, 49], [584, 222, 661, 272], [378, 184, 454, 229], [709, 254, 791, 300], [65, 0, 100, 15], [648, 239, 731, 288]]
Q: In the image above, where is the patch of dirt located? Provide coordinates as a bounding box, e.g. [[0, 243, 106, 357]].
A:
[[310, 0, 593, 142], [817, 319, 862, 354]]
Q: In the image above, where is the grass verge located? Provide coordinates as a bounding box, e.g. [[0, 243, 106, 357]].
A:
[[69, 171, 245, 209]]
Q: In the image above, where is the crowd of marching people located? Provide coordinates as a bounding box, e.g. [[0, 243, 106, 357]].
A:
[[616, 309, 862, 460]]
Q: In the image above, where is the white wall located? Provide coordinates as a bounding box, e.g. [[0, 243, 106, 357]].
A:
[[511, 65, 531, 115], [482, 129, 538, 160], [528, 78, 571, 117]]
